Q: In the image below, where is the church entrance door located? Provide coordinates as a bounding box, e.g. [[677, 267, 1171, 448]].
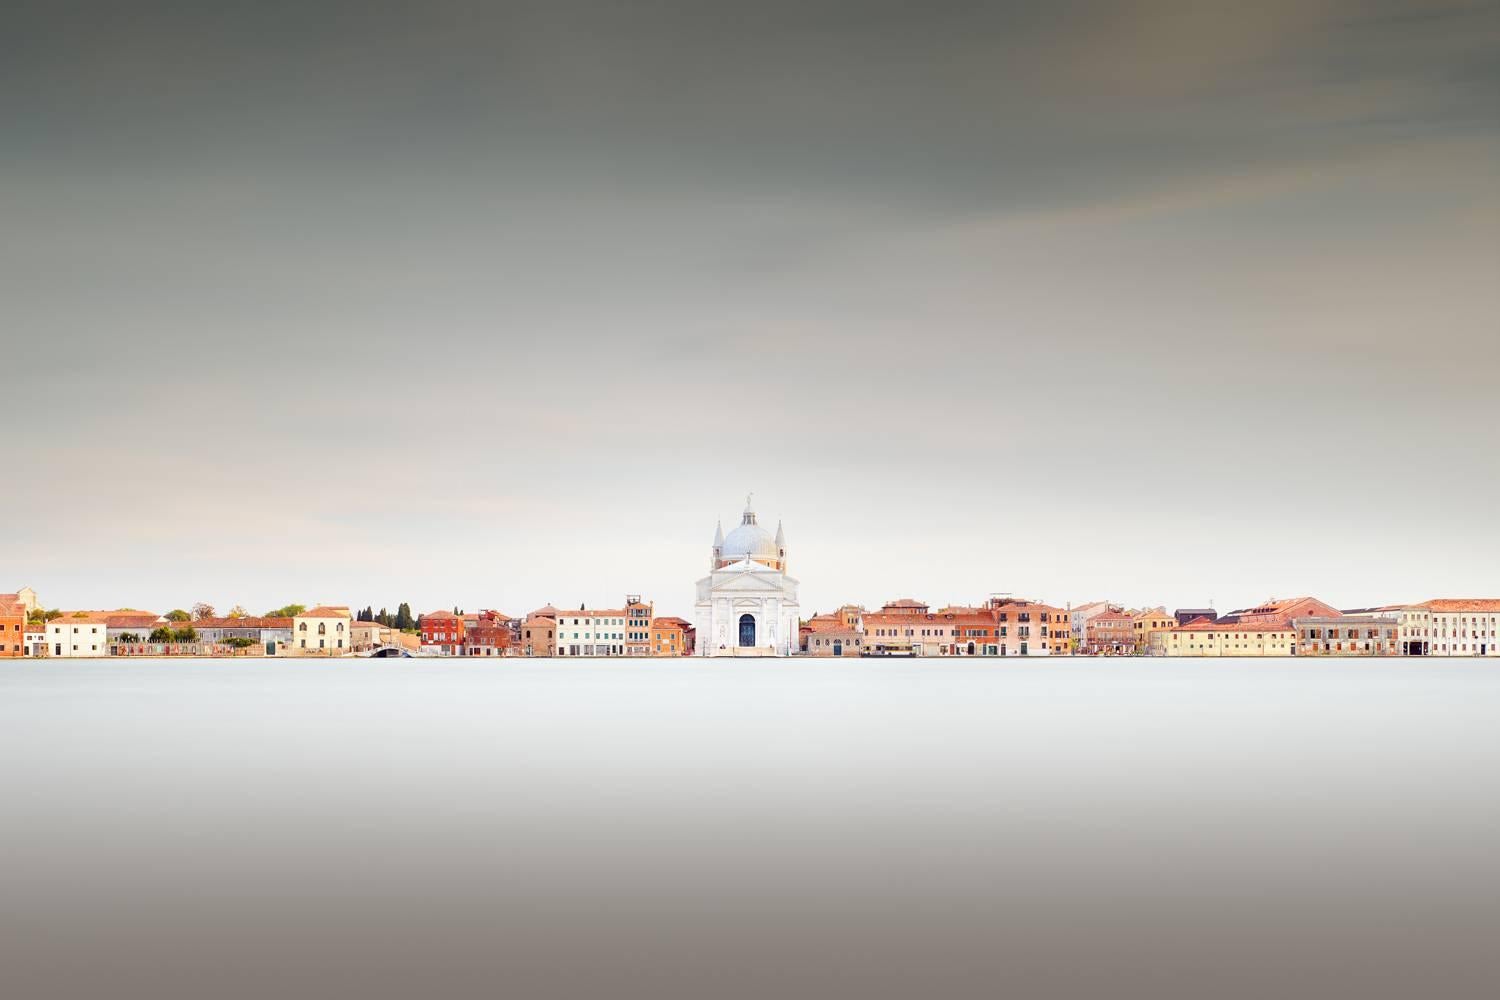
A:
[[738, 614, 756, 647]]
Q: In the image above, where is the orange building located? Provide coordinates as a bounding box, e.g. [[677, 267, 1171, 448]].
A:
[[626, 595, 654, 656], [1085, 609, 1136, 654], [650, 617, 694, 656], [0, 597, 25, 658]]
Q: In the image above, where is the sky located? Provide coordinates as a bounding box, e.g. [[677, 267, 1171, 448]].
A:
[[4, 0, 1498, 618]]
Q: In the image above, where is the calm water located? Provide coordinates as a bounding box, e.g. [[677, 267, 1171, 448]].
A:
[[2, 658, 1498, 1000]]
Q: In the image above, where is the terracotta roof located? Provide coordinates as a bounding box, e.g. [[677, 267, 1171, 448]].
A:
[[49, 612, 111, 625], [421, 610, 460, 621], [1175, 618, 1293, 633], [191, 616, 292, 629], [1224, 596, 1339, 629], [104, 613, 162, 629], [1420, 599, 1500, 613], [301, 606, 351, 618]]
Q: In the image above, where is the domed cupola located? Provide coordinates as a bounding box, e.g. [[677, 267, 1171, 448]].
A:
[[716, 495, 784, 570]]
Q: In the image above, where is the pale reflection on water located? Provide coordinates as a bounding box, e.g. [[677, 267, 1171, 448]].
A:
[[2, 658, 1498, 1000]]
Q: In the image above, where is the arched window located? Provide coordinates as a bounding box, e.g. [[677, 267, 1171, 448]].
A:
[[738, 614, 755, 647], [298, 622, 306, 632], [318, 623, 326, 635]]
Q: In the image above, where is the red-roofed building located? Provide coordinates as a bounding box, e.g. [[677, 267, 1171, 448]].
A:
[[987, 598, 1067, 657], [1381, 599, 1500, 657], [650, 616, 694, 656], [802, 606, 864, 657], [46, 614, 110, 658], [420, 610, 465, 655], [626, 595, 654, 657], [1220, 596, 1341, 630], [292, 606, 352, 656], [1085, 609, 1136, 655], [520, 615, 556, 657], [1163, 617, 1296, 657], [465, 610, 513, 657], [0, 597, 25, 657]]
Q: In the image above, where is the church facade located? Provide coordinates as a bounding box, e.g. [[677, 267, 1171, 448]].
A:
[[693, 498, 801, 656]]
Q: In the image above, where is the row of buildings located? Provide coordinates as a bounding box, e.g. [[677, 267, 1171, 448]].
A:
[[0, 599, 378, 658], [415, 601, 695, 658], [0, 589, 701, 660], [800, 595, 1500, 658], [4, 497, 1496, 660]]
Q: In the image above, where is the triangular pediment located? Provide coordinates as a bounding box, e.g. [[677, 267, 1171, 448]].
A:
[[710, 573, 790, 593]]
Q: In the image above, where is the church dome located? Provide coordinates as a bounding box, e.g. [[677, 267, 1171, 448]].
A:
[[715, 497, 785, 568], [721, 520, 778, 562]]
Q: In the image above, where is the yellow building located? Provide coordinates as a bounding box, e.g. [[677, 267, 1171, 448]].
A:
[[1132, 607, 1177, 655], [1163, 619, 1296, 657]]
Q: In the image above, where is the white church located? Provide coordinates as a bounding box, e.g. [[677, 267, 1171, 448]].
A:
[[693, 497, 801, 656]]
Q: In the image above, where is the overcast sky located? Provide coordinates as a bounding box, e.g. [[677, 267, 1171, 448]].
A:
[[4, 0, 1498, 618]]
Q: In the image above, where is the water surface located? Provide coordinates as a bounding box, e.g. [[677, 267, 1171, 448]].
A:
[[2, 658, 1497, 1000]]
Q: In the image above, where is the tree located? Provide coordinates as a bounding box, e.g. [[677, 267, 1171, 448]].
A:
[[165, 609, 191, 622], [149, 626, 175, 643], [394, 603, 413, 630], [118, 633, 141, 643], [224, 636, 257, 649], [227, 605, 248, 619], [172, 626, 198, 643], [377, 607, 391, 626], [192, 602, 216, 621], [266, 604, 306, 618]]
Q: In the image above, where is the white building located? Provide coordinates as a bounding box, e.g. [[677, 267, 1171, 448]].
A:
[[47, 615, 108, 657], [292, 606, 352, 655], [1386, 600, 1500, 656], [1069, 600, 1115, 648], [555, 606, 629, 657], [693, 498, 800, 656]]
